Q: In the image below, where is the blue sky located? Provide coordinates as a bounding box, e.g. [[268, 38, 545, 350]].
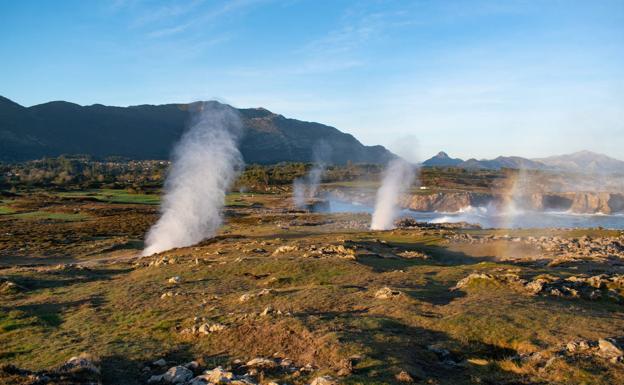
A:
[[1, 0, 623, 160]]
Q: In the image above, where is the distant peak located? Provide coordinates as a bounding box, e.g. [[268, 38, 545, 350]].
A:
[[422, 151, 463, 167], [571, 150, 598, 156]]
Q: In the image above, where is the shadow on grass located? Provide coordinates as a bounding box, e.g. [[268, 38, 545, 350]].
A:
[[7, 295, 105, 328], [328, 314, 543, 385], [404, 277, 466, 306], [347, 239, 496, 273], [100, 345, 231, 385], [6, 267, 133, 291], [90, 239, 144, 255]]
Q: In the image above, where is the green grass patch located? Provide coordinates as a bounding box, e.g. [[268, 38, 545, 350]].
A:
[[0, 311, 33, 333], [0, 206, 15, 215], [13, 211, 87, 221], [59, 189, 161, 205]]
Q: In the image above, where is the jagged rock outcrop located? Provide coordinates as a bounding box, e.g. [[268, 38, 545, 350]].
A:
[[570, 192, 624, 214], [400, 192, 490, 212], [328, 187, 624, 214], [452, 272, 624, 302]]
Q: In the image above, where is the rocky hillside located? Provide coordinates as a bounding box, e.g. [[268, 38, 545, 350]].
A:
[[422, 150, 624, 174], [535, 150, 624, 174], [0, 96, 393, 165]]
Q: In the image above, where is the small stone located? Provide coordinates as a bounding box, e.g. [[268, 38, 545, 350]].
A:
[[168, 276, 182, 284], [60, 355, 100, 374], [153, 358, 167, 367], [246, 357, 277, 370], [196, 366, 234, 384], [374, 286, 402, 299], [148, 374, 164, 384], [395, 370, 414, 382], [272, 245, 298, 256], [578, 340, 591, 350], [198, 323, 226, 334], [239, 293, 253, 302], [310, 376, 338, 385], [209, 323, 226, 332], [588, 290, 602, 300], [258, 288, 273, 296], [566, 341, 579, 353], [162, 365, 193, 383]]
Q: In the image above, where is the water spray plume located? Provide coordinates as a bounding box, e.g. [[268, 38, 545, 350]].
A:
[[142, 102, 243, 256], [292, 142, 330, 208], [370, 158, 416, 230]]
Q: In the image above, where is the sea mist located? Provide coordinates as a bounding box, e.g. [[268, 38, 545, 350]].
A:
[[370, 158, 415, 230], [142, 102, 243, 256]]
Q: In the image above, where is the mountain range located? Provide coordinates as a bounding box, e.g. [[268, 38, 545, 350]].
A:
[[423, 151, 624, 174], [2, 95, 621, 173], [0, 96, 393, 164]]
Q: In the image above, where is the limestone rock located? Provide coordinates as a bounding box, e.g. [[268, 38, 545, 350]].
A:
[[198, 323, 226, 334], [310, 376, 338, 385], [194, 366, 234, 384], [168, 276, 182, 284], [272, 245, 299, 256], [59, 354, 100, 375], [598, 338, 623, 358], [239, 293, 253, 302], [246, 357, 277, 370], [374, 286, 402, 299]]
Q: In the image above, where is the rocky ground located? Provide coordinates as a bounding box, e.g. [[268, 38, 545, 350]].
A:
[[1, 191, 623, 384]]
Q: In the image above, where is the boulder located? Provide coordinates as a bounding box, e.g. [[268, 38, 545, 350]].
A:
[[598, 338, 623, 358]]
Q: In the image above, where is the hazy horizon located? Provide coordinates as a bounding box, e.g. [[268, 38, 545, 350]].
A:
[[2, 0, 623, 161]]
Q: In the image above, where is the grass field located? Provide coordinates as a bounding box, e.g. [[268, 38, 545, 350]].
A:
[[0, 190, 623, 385]]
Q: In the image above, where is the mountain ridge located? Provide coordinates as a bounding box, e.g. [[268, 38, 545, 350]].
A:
[[0, 96, 394, 164], [422, 150, 624, 174]]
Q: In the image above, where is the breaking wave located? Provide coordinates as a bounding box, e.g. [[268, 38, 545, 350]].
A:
[[324, 200, 624, 229]]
